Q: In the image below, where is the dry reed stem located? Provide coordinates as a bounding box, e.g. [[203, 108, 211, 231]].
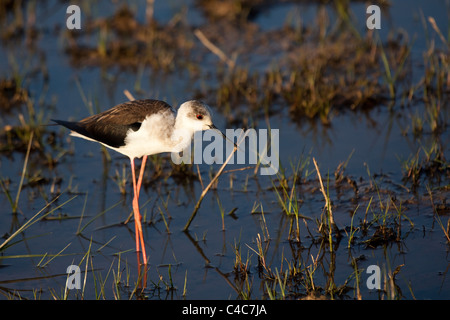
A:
[[183, 144, 238, 231], [312, 157, 335, 226], [146, 0, 154, 25], [13, 131, 33, 213], [428, 17, 449, 49], [123, 89, 135, 101], [194, 29, 236, 69]]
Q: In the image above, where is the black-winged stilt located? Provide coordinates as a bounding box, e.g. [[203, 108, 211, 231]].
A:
[[53, 99, 225, 264]]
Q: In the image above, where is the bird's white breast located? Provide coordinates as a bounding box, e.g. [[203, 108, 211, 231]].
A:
[[118, 110, 179, 159]]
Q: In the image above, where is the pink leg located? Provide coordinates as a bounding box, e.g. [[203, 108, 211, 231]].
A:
[[136, 155, 148, 198], [130, 158, 147, 264], [136, 156, 147, 263]]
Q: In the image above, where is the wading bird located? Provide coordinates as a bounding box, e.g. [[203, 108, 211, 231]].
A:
[[53, 99, 227, 264]]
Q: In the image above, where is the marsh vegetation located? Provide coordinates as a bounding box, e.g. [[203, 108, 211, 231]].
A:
[[0, 0, 448, 300]]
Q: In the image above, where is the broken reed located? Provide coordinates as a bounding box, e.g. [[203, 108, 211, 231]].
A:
[[183, 143, 238, 231]]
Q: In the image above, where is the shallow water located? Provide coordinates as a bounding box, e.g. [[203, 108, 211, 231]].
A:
[[0, 0, 449, 300]]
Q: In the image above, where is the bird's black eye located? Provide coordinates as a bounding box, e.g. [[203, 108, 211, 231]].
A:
[[196, 114, 203, 120]]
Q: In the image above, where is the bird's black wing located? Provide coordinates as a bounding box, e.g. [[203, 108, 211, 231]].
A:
[[52, 99, 174, 148]]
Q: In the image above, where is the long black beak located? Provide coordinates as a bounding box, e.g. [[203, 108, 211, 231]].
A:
[[209, 124, 238, 150]]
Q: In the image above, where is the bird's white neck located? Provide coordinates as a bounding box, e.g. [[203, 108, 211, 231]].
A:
[[170, 117, 196, 152]]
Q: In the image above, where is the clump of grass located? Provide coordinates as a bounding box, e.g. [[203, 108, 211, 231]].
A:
[[199, 5, 415, 127], [0, 78, 28, 113], [0, 131, 32, 214], [238, 231, 353, 299], [231, 239, 253, 299], [427, 185, 450, 243], [196, 0, 257, 24], [313, 158, 338, 237], [64, 5, 194, 72], [231, 239, 251, 281], [111, 163, 128, 196], [378, 31, 412, 102], [271, 158, 311, 242], [400, 141, 449, 189], [423, 16, 449, 106], [246, 234, 271, 277]]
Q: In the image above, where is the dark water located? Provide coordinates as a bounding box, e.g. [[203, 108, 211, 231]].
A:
[[0, 0, 449, 299]]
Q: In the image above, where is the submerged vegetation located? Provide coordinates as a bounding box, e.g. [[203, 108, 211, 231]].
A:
[[0, 0, 449, 299]]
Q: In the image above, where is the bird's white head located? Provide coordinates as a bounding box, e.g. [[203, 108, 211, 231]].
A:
[[176, 100, 215, 132], [171, 100, 236, 153], [169, 100, 217, 152]]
